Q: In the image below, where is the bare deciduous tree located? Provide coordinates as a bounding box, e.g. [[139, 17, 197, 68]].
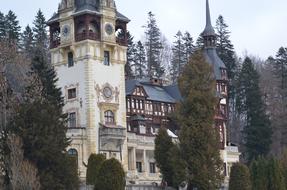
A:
[[5, 134, 40, 190]]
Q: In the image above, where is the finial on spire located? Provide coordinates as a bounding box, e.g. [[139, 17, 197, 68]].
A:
[[202, 0, 215, 36]]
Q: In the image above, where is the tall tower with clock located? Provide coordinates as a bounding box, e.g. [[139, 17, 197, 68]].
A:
[[48, 0, 130, 178]]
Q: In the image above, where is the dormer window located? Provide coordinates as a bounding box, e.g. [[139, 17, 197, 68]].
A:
[[104, 51, 110, 66], [68, 52, 74, 67]]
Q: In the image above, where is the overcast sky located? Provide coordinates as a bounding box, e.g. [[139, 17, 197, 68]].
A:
[[2, 0, 287, 59]]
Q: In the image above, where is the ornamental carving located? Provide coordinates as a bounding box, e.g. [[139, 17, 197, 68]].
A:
[[94, 82, 120, 103]]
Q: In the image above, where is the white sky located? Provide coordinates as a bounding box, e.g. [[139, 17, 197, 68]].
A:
[[2, 0, 287, 59]]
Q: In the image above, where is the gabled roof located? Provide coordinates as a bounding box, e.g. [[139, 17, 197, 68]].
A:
[[126, 79, 181, 103]]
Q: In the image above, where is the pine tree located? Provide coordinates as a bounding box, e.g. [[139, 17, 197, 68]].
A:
[[170, 31, 185, 83], [176, 51, 223, 190], [9, 48, 79, 189], [134, 41, 146, 79], [33, 9, 48, 51], [144, 11, 164, 78], [229, 163, 251, 190], [95, 158, 125, 190], [273, 47, 287, 92], [268, 158, 286, 190], [21, 25, 34, 56], [280, 150, 287, 188], [182, 31, 195, 64], [250, 157, 269, 190], [236, 57, 272, 162], [215, 15, 237, 99], [154, 127, 175, 186], [0, 12, 6, 40], [5, 10, 21, 43], [195, 34, 204, 50], [126, 31, 135, 78]]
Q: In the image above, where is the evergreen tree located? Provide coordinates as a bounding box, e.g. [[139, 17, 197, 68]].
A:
[[280, 150, 287, 188], [229, 163, 251, 190], [33, 9, 48, 51], [250, 157, 269, 190], [236, 57, 272, 162], [144, 11, 164, 78], [21, 25, 34, 56], [134, 41, 146, 79], [182, 31, 195, 64], [176, 51, 223, 190], [215, 15, 237, 99], [5, 10, 21, 43], [95, 158, 125, 190], [273, 47, 287, 92], [195, 34, 204, 50], [126, 31, 135, 78], [0, 12, 6, 39], [154, 127, 175, 186], [9, 48, 79, 189], [268, 158, 286, 190], [86, 154, 106, 187], [170, 31, 185, 83]]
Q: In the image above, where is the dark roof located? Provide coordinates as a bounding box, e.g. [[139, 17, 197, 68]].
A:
[[48, 0, 130, 23], [126, 79, 181, 103], [201, 0, 227, 81], [202, 0, 215, 37], [116, 11, 130, 22], [204, 49, 226, 80]]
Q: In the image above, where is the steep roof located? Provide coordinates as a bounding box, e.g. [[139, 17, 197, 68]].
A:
[[125, 79, 182, 103], [48, 0, 130, 23], [202, 0, 227, 81]]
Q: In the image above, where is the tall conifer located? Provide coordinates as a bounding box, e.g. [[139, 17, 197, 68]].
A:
[[176, 51, 223, 189], [144, 11, 164, 78], [126, 31, 135, 78], [134, 41, 147, 79], [236, 57, 272, 162], [21, 25, 34, 56], [5, 11, 21, 43]]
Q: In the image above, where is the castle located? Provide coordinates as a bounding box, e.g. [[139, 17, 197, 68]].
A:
[[47, 0, 240, 187]]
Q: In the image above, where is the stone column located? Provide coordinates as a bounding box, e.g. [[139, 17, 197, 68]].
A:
[[143, 150, 147, 176]]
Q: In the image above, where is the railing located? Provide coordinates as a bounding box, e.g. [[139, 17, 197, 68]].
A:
[[50, 39, 60, 49], [116, 37, 127, 46], [226, 146, 239, 153], [99, 125, 126, 140], [75, 32, 100, 42], [127, 132, 155, 144]]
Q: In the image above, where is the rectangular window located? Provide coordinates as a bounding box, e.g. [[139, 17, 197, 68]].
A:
[[68, 88, 77, 99], [68, 52, 74, 67], [150, 162, 156, 173], [104, 51, 110, 66], [136, 162, 142, 173], [68, 112, 77, 128]]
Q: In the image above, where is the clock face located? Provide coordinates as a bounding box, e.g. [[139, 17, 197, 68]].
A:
[[103, 87, 113, 99], [105, 23, 114, 35], [62, 25, 70, 37]]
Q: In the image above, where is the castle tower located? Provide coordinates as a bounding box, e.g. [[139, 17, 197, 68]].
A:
[[48, 0, 130, 179], [202, 0, 228, 150]]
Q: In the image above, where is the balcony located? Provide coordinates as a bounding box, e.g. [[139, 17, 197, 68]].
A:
[[99, 123, 126, 152], [50, 39, 60, 49], [75, 31, 100, 42]]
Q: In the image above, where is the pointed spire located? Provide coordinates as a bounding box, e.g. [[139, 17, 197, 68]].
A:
[[202, 0, 215, 36]]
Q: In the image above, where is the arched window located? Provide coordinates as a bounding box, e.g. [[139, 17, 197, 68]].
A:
[[68, 148, 78, 166], [104, 110, 114, 124], [68, 52, 74, 67]]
